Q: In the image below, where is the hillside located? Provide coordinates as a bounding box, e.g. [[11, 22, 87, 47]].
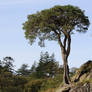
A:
[[0, 57, 92, 92], [56, 60, 92, 92]]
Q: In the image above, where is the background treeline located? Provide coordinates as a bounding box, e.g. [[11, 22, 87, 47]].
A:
[[0, 52, 76, 92]]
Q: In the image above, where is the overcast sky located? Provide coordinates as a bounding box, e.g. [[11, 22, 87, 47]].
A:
[[0, 0, 92, 69]]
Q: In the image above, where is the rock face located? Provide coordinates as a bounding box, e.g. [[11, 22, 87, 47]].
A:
[[56, 60, 92, 92], [69, 60, 92, 92], [58, 83, 92, 92], [73, 60, 92, 82], [70, 83, 92, 92], [90, 83, 92, 92], [56, 83, 92, 92]]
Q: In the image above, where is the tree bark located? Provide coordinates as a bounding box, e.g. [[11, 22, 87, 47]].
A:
[[55, 30, 71, 84], [62, 51, 70, 84]]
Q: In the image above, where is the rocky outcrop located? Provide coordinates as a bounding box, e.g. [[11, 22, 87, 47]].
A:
[[73, 60, 92, 82], [56, 60, 92, 92], [56, 83, 92, 92], [70, 83, 91, 92], [69, 60, 92, 92]]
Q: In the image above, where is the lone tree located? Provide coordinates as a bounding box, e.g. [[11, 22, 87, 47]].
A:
[[23, 5, 90, 84]]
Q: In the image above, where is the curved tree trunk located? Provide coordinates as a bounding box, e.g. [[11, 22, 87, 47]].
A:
[[62, 52, 71, 84]]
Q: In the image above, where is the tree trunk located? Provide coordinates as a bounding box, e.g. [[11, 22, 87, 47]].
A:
[[62, 52, 70, 84], [56, 32, 71, 84]]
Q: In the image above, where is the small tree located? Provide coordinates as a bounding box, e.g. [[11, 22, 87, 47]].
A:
[[3, 57, 14, 73], [23, 5, 90, 84], [17, 64, 30, 76], [36, 52, 59, 78]]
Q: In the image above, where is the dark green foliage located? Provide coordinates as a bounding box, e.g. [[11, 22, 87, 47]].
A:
[[29, 62, 37, 78], [0, 57, 14, 90], [0, 57, 91, 92], [25, 79, 43, 92], [25, 74, 63, 92], [0, 54, 63, 92], [30, 62, 37, 73], [2, 57, 14, 72], [23, 5, 90, 46], [35, 52, 60, 78], [0, 57, 27, 92], [13, 76, 28, 87], [16, 64, 30, 76]]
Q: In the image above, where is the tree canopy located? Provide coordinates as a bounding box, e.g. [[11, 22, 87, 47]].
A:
[[23, 5, 90, 47]]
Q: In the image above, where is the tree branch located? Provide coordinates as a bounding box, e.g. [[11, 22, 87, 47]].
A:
[[61, 30, 71, 57], [57, 34, 64, 49], [53, 30, 64, 50], [63, 35, 67, 50], [66, 34, 71, 57]]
